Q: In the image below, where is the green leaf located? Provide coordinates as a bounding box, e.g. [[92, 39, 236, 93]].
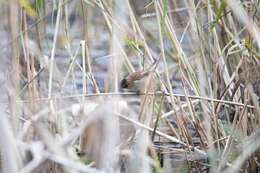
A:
[[35, 0, 44, 16], [162, 0, 168, 19], [211, 0, 227, 28], [19, 0, 37, 18], [126, 38, 142, 50], [244, 38, 253, 50], [215, 0, 227, 23]]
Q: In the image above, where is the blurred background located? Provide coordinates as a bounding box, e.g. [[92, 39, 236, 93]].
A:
[[0, 0, 260, 172]]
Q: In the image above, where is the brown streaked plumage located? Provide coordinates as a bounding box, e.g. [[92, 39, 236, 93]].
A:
[[120, 70, 150, 89], [120, 57, 161, 89]]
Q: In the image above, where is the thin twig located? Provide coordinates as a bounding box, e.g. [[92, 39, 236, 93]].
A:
[[10, 91, 258, 109]]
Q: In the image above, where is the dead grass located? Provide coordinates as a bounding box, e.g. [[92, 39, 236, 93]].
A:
[[0, 0, 259, 172]]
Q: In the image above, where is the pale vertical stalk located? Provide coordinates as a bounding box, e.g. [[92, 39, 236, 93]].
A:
[[95, 0, 135, 73], [64, 1, 72, 54], [95, 0, 127, 171], [205, 2, 219, 161], [80, 40, 87, 95], [60, 47, 80, 92], [85, 43, 92, 74], [0, 109, 20, 173], [157, 1, 200, 95], [94, 0, 132, 74], [126, 0, 172, 106], [212, 21, 233, 94], [85, 42, 100, 93], [154, 1, 177, 110], [9, 0, 20, 136], [81, 0, 88, 41], [45, 5, 63, 173], [48, 0, 62, 98]]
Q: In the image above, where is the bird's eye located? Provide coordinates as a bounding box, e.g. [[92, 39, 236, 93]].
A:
[[120, 79, 128, 88]]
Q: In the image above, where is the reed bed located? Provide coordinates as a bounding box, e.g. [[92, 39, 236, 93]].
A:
[[0, 0, 259, 172]]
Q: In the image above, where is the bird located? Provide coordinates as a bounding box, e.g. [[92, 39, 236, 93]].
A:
[[120, 70, 149, 89], [120, 57, 161, 90]]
